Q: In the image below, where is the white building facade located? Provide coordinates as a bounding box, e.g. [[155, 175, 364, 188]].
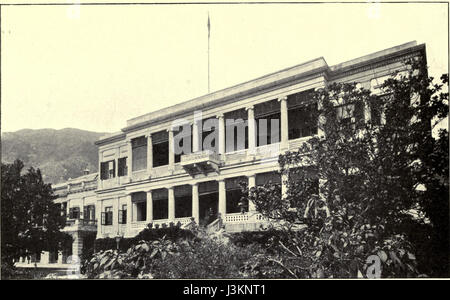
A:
[[52, 41, 426, 259]]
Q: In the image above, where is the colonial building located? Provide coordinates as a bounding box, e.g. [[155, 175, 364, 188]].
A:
[[49, 41, 426, 261]]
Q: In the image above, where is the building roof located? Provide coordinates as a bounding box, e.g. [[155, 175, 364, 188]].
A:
[[96, 41, 425, 145]]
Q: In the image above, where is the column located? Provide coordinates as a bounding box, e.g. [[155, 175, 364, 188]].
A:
[[98, 150, 103, 189], [168, 187, 175, 221], [147, 134, 153, 174], [218, 179, 226, 219], [278, 96, 289, 150], [127, 139, 133, 179], [146, 190, 153, 223], [126, 194, 132, 233], [115, 148, 120, 185], [316, 87, 326, 138], [192, 120, 200, 153], [246, 105, 256, 154], [248, 174, 256, 212], [72, 232, 83, 259], [168, 128, 175, 168], [217, 114, 225, 154], [113, 197, 119, 235], [95, 199, 103, 239], [192, 183, 199, 223]]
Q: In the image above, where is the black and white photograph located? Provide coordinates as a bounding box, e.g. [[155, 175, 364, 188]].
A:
[[0, 0, 448, 282]]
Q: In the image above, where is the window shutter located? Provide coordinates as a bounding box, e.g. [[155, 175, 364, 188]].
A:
[[101, 212, 105, 225], [113, 160, 116, 178], [83, 207, 88, 220]]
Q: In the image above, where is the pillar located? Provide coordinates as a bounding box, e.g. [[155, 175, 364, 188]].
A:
[[168, 129, 175, 167], [96, 199, 102, 239], [168, 187, 175, 221], [41, 251, 50, 264], [146, 190, 153, 223], [246, 105, 256, 154], [218, 179, 226, 218], [278, 96, 289, 150], [248, 174, 256, 212], [192, 120, 200, 153], [217, 113, 225, 154], [192, 183, 199, 223], [147, 134, 153, 174], [127, 139, 133, 178], [98, 150, 103, 189], [72, 232, 83, 259], [113, 196, 119, 235], [126, 194, 132, 232]]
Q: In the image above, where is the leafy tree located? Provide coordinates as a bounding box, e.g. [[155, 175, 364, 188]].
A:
[[1, 159, 67, 268], [242, 59, 448, 278]]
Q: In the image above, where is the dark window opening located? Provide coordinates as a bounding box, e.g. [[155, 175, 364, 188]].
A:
[[83, 205, 95, 220], [175, 185, 192, 218], [225, 109, 248, 153], [202, 118, 218, 152], [288, 104, 318, 140], [226, 177, 247, 213], [100, 160, 115, 180], [132, 136, 147, 171], [119, 204, 127, 224], [152, 189, 168, 220], [174, 125, 193, 163], [118, 157, 128, 177], [102, 206, 113, 226], [69, 207, 80, 219]]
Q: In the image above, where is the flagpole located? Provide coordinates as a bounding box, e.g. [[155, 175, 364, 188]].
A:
[[207, 12, 210, 93]]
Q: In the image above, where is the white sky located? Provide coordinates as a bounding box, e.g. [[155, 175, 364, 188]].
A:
[[1, 1, 448, 133]]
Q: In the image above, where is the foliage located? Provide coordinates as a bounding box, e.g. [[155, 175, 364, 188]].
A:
[[241, 59, 448, 278], [1, 159, 67, 269], [84, 226, 255, 279], [93, 223, 196, 253]]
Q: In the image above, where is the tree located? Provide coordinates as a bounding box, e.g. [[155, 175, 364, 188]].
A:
[[242, 58, 449, 278], [1, 159, 67, 268]]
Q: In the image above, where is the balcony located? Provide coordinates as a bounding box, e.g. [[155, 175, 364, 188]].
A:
[[181, 151, 222, 176], [62, 218, 98, 233]]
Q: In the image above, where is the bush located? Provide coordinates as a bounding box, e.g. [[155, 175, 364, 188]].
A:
[[93, 223, 196, 253]]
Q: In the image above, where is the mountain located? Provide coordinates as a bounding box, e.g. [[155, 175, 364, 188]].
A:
[[1, 128, 107, 184]]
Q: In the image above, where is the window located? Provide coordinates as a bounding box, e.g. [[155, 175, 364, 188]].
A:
[[255, 99, 280, 146], [102, 206, 113, 226], [202, 118, 218, 153], [336, 102, 364, 128], [118, 157, 128, 177], [225, 109, 248, 152], [132, 192, 147, 222], [174, 125, 193, 163], [152, 131, 169, 167], [132, 137, 147, 171], [69, 207, 80, 219], [226, 176, 248, 213], [100, 160, 115, 180], [153, 189, 168, 220], [175, 185, 192, 218], [287, 90, 318, 140], [119, 204, 127, 224], [83, 205, 95, 220]]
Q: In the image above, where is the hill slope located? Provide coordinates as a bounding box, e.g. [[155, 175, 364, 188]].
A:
[[2, 128, 107, 184]]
